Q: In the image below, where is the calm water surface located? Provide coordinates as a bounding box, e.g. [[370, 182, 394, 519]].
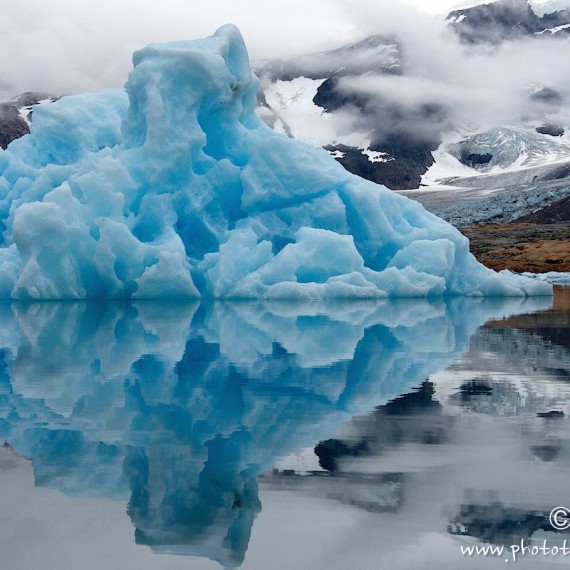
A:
[[0, 290, 568, 569]]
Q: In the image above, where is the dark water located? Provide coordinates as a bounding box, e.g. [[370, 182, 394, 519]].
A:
[[0, 291, 568, 569]]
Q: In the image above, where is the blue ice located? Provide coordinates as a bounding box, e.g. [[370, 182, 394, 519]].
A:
[[0, 25, 552, 299]]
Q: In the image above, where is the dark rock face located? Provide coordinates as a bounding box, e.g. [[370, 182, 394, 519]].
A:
[[0, 92, 56, 149], [0, 102, 29, 150], [463, 152, 493, 167], [325, 138, 436, 190], [312, 74, 370, 113], [516, 195, 570, 223], [309, 51, 444, 189], [536, 123, 565, 136], [447, 0, 570, 45]]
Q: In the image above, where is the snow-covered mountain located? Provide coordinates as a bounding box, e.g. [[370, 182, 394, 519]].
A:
[[423, 125, 570, 184], [255, 0, 570, 195], [399, 125, 570, 226], [256, 35, 443, 190], [2, 0, 570, 201], [530, 0, 570, 16], [447, 0, 570, 43]]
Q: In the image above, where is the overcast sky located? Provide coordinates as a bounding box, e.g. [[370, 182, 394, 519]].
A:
[[0, 0, 480, 100], [1, 0, 569, 137]]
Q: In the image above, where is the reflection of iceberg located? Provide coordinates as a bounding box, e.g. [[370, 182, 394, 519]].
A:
[[0, 26, 551, 299], [0, 296, 551, 566]]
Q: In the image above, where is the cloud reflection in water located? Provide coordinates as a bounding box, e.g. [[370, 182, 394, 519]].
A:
[[0, 296, 551, 567]]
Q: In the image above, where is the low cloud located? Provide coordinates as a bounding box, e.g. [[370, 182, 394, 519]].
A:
[[301, 0, 570, 141], [1, 0, 569, 144], [332, 35, 570, 140]]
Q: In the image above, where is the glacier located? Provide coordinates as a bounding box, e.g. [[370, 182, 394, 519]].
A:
[[0, 25, 552, 299]]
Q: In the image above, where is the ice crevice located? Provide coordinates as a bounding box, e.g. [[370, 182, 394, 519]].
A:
[[0, 24, 552, 299]]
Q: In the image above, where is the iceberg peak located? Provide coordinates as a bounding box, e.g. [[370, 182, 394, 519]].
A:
[[0, 25, 552, 299], [123, 24, 259, 152]]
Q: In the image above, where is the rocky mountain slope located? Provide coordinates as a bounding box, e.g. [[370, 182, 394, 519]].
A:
[[256, 0, 570, 192], [447, 0, 570, 44], [256, 34, 441, 190], [0, 92, 56, 149], [3, 1, 569, 194]]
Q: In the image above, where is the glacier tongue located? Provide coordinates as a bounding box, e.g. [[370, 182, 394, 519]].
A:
[[0, 25, 552, 299]]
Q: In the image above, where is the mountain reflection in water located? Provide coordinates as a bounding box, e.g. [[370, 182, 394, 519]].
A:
[[0, 293, 568, 569]]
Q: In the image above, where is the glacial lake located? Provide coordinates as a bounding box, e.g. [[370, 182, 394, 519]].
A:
[[0, 289, 569, 569]]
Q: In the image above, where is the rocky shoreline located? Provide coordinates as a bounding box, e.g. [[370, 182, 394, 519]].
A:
[[459, 196, 570, 273], [460, 221, 570, 273]]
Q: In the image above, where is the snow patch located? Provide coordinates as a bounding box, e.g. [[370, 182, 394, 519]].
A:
[[446, 14, 466, 24], [529, 0, 570, 17], [535, 23, 570, 34], [362, 148, 394, 163], [262, 76, 370, 149]]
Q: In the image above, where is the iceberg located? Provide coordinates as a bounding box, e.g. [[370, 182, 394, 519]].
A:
[[0, 25, 552, 299]]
